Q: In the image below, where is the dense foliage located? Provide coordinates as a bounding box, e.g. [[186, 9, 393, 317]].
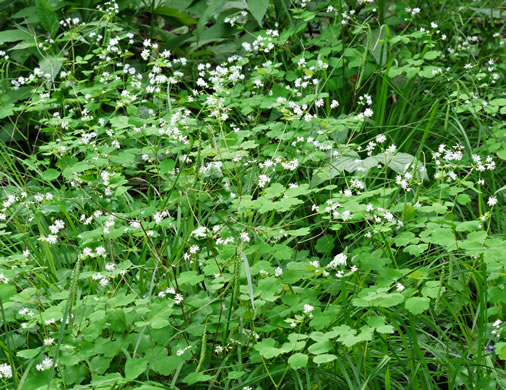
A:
[[0, 0, 504, 389]]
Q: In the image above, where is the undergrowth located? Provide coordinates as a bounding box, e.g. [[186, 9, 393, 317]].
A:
[[0, 0, 504, 389]]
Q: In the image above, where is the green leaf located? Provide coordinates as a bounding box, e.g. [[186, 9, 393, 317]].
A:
[[183, 372, 214, 384], [393, 232, 418, 247], [313, 354, 337, 364], [0, 284, 16, 301], [0, 103, 15, 120], [258, 277, 281, 302], [338, 327, 373, 347], [423, 50, 441, 60], [315, 235, 334, 254], [456, 221, 480, 232], [35, 0, 59, 36], [405, 297, 430, 315], [39, 56, 65, 83], [155, 356, 183, 376], [227, 370, 245, 379], [367, 316, 394, 334], [419, 66, 440, 79], [42, 168, 60, 181], [288, 353, 308, 369], [178, 271, 204, 286], [496, 342, 506, 360], [353, 288, 404, 308], [308, 341, 333, 354], [248, 0, 269, 26], [106, 310, 126, 333], [264, 183, 285, 199], [155, 7, 198, 25], [254, 338, 282, 359], [196, 0, 225, 43], [0, 29, 32, 44], [404, 243, 428, 256], [17, 348, 41, 359], [288, 227, 311, 237], [125, 358, 148, 380], [456, 193, 471, 205], [159, 158, 175, 174], [422, 281, 445, 298], [271, 244, 293, 260]]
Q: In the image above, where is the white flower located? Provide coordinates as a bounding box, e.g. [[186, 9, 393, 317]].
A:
[[363, 108, 374, 118], [36, 357, 54, 371], [174, 293, 184, 304], [258, 174, 271, 188], [0, 363, 12, 378], [96, 246, 106, 256], [376, 134, 386, 143], [240, 232, 250, 243], [303, 304, 314, 314], [487, 196, 497, 207], [396, 282, 405, 292], [43, 338, 55, 346], [328, 253, 347, 268], [105, 262, 116, 271]]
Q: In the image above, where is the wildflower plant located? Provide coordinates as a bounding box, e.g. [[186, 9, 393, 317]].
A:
[[0, 0, 504, 389]]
